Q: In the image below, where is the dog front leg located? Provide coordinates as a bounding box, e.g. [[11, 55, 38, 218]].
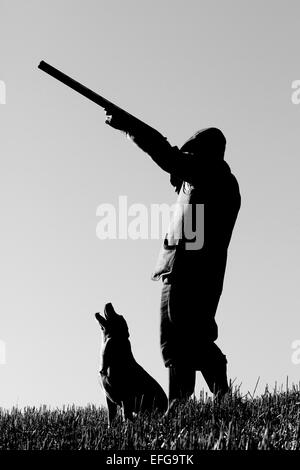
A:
[[121, 400, 133, 422], [106, 397, 117, 426]]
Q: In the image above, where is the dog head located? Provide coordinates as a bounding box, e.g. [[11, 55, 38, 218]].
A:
[[95, 302, 129, 340]]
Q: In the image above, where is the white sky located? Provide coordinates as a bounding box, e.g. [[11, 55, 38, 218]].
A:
[[1, 0, 300, 408]]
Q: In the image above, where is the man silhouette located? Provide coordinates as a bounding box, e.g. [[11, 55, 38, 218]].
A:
[[105, 112, 241, 410]]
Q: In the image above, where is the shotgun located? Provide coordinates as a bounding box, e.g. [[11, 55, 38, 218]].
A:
[[38, 60, 156, 133]]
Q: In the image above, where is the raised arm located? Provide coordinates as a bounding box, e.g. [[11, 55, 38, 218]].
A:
[[105, 109, 224, 186]]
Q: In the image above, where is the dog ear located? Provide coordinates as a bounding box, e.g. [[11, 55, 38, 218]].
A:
[[95, 312, 107, 329]]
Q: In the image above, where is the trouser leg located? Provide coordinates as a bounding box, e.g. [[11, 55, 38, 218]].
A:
[[160, 279, 228, 400], [199, 343, 229, 398], [160, 282, 177, 367]]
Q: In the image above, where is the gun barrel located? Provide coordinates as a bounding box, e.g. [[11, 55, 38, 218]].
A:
[[38, 60, 118, 111], [38, 60, 157, 133]]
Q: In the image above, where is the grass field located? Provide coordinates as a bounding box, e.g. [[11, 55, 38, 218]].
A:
[[0, 386, 299, 450]]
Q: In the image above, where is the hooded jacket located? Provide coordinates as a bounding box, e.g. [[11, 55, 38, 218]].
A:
[[128, 126, 241, 296]]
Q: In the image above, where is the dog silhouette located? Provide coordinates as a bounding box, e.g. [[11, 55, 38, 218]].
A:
[[95, 302, 168, 424]]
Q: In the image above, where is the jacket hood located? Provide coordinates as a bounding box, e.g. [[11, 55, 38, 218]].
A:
[[180, 127, 226, 159]]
